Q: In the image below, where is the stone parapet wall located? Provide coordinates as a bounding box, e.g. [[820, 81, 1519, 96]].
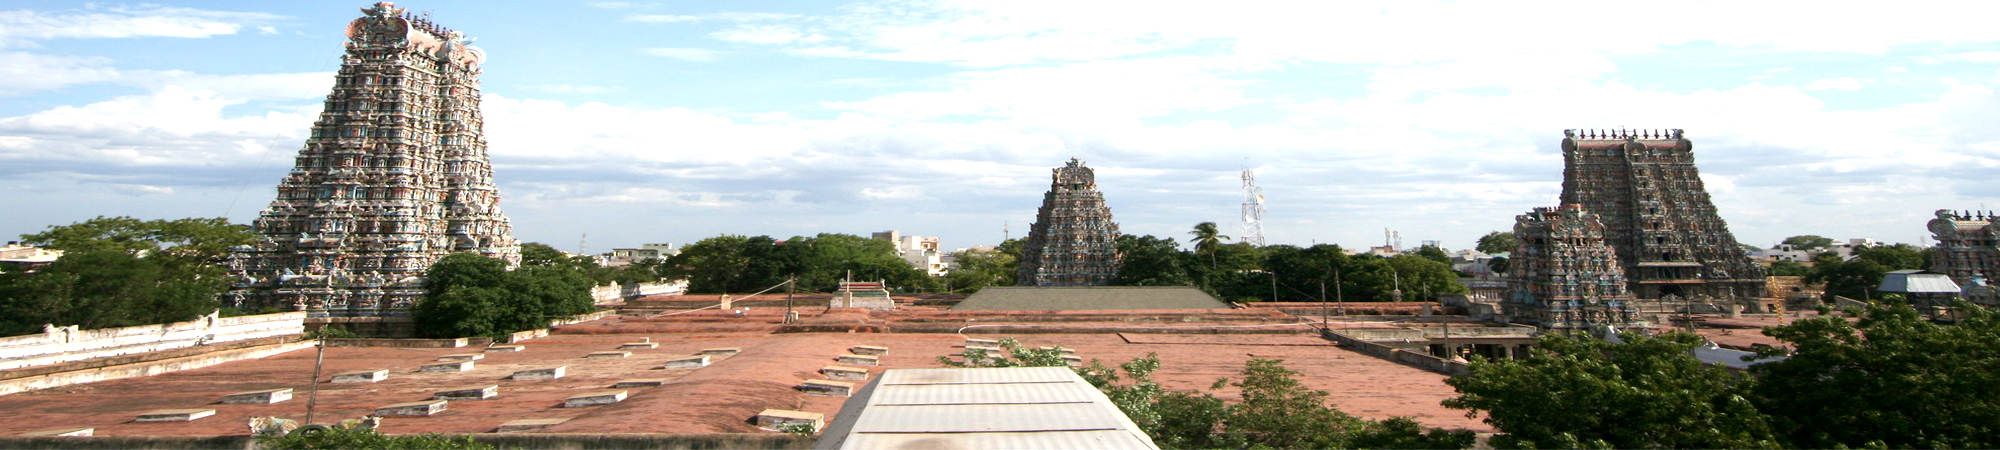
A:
[[592, 281, 689, 304], [1324, 329, 1470, 376], [0, 339, 314, 396], [0, 312, 305, 371]]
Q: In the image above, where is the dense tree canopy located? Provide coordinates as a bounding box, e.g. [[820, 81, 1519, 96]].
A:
[[1112, 235, 1192, 287], [666, 233, 930, 294], [1475, 231, 1519, 255], [1780, 235, 1835, 250], [942, 247, 1014, 294], [1445, 332, 1781, 449], [1804, 244, 1929, 301], [0, 216, 253, 336], [412, 253, 595, 339], [1751, 302, 2000, 449]]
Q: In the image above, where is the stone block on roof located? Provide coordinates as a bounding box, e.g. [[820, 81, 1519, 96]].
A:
[[798, 379, 855, 397], [18, 427, 92, 437], [611, 379, 666, 388], [564, 390, 628, 407], [849, 345, 888, 355], [619, 342, 659, 350], [662, 355, 710, 369], [421, 361, 474, 372], [586, 351, 631, 359], [332, 370, 388, 383], [495, 418, 567, 432], [438, 353, 484, 361], [510, 366, 565, 380], [755, 409, 823, 432], [698, 347, 740, 356], [136, 409, 214, 422], [376, 400, 447, 417], [486, 345, 524, 352], [821, 365, 869, 381], [963, 338, 1000, 347], [222, 388, 293, 404], [435, 385, 498, 400], [835, 354, 879, 366]]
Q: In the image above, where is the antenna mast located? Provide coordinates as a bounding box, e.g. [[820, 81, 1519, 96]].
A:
[[1241, 169, 1266, 246]]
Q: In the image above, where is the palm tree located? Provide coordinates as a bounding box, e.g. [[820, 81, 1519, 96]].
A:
[[1188, 222, 1231, 269]]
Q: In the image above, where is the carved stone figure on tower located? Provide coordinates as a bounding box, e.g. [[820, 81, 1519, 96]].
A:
[[1017, 158, 1121, 286], [228, 2, 520, 315], [1503, 204, 1641, 330]]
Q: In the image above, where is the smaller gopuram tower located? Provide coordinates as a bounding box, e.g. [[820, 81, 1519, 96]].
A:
[[1017, 158, 1121, 286], [1504, 204, 1639, 330], [1928, 209, 2000, 305], [229, 2, 520, 315], [1559, 128, 1763, 301]]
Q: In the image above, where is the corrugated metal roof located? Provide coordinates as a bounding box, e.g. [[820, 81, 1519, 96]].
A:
[[952, 286, 1230, 311], [814, 366, 1159, 450], [1879, 271, 1962, 294]]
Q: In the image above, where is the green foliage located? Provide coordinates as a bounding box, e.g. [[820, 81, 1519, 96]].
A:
[[1414, 244, 1451, 264], [1476, 231, 1520, 255], [256, 426, 491, 450], [412, 253, 595, 339], [1766, 259, 1810, 277], [1112, 235, 1192, 287], [943, 248, 1014, 294], [1444, 332, 1780, 449], [1187, 221, 1231, 269], [775, 422, 817, 437], [668, 233, 931, 294], [936, 338, 1072, 368], [1751, 301, 2000, 449], [0, 217, 252, 337], [1853, 243, 1929, 271], [1259, 244, 1347, 302], [1487, 256, 1510, 274], [1806, 253, 1888, 301], [1094, 356, 1471, 449], [1378, 254, 1469, 301], [1780, 235, 1835, 250]]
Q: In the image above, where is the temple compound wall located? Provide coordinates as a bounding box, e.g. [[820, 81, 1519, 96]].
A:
[[229, 2, 520, 315], [1928, 209, 2000, 305], [1559, 129, 1763, 301], [1503, 204, 1641, 330], [1017, 159, 1121, 286]]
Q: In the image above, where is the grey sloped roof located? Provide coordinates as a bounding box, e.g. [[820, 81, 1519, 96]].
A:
[[1879, 270, 1962, 294], [813, 367, 1159, 450], [950, 286, 1231, 311]]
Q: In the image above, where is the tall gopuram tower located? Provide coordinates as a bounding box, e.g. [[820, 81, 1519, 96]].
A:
[[1016, 158, 1121, 286], [1504, 204, 1640, 331], [1927, 209, 1999, 305], [1559, 129, 1763, 301], [228, 2, 520, 315]]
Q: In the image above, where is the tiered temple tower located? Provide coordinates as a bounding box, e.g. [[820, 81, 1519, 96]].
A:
[[1017, 159, 1121, 286], [229, 2, 520, 314], [1504, 204, 1639, 330], [1559, 129, 1763, 300], [1928, 209, 1999, 305]]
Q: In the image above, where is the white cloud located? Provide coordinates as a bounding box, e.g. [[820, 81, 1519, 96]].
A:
[[639, 47, 723, 61], [1803, 77, 1866, 91], [0, 52, 122, 95], [528, 84, 622, 94], [0, 5, 284, 47], [628, 12, 800, 24]]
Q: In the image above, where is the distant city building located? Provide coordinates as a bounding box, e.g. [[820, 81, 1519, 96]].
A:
[[228, 2, 520, 314], [1017, 158, 1120, 286], [1928, 209, 2000, 305], [609, 243, 678, 265], [1504, 204, 1639, 330], [0, 242, 62, 273], [872, 231, 944, 276], [1559, 129, 1763, 300]]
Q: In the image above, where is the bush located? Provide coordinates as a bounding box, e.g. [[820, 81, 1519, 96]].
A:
[[256, 427, 490, 450]]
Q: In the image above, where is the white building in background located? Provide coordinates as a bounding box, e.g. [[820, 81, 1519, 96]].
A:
[[0, 242, 62, 273], [873, 230, 946, 276], [608, 243, 678, 266]]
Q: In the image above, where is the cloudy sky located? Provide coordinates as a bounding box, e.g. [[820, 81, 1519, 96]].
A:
[[4, 1, 1999, 254]]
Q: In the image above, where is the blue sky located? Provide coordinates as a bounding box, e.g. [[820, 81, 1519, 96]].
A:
[[5, 1, 2000, 254]]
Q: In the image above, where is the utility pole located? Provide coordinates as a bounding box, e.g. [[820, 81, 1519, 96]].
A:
[[304, 335, 326, 424], [1269, 271, 1278, 302], [1335, 268, 1346, 316], [1319, 279, 1328, 328], [785, 275, 796, 324]]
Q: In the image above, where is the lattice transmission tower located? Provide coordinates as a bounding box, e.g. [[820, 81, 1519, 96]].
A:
[[1241, 169, 1266, 246]]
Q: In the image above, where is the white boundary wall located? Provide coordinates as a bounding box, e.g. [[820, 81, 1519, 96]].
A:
[[0, 311, 306, 371], [591, 280, 688, 304]]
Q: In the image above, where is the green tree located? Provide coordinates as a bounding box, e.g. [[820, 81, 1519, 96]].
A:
[[412, 253, 594, 339], [257, 426, 491, 450], [1261, 244, 1350, 302], [1112, 235, 1192, 287], [1187, 221, 1230, 269], [1806, 253, 1888, 301], [1780, 235, 1835, 250], [1415, 244, 1451, 265], [1476, 231, 1519, 255], [1378, 254, 1468, 301], [0, 217, 253, 336], [943, 248, 1014, 294], [1853, 243, 1928, 271], [1766, 259, 1809, 277], [1487, 256, 1510, 274], [1751, 301, 2000, 449], [668, 235, 754, 293], [1444, 332, 1780, 449]]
